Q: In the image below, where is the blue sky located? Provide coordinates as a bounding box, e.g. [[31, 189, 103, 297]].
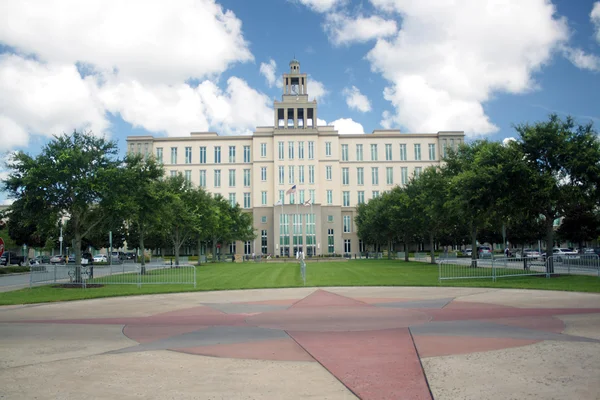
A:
[[0, 0, 599, 170]]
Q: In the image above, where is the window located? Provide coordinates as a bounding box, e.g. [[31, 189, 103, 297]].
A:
[[243, 169, 250, 187], [288, 166, 294, 184], [129, 143, 135, 154], [199, 146, 206, 164], [299, 189, 305, 204], [184, 170, 191, 183], [428, 143, 436, 161], [228, 169, 236, 187], [357, 167, 364, 185], [308, 165, 315, 184], [414, 144, 421, 161], [261, 230, 268, 255], [343, 215, 351, 233], [214, 146, 221, 163], [358, 191, 364, 204], [137, 143, 141, 154], [299, 165, 305, 183], [326, 166, 332, 181], [199, 170, 206, 187], [342, 167, 349, 185], [229, 242, 236, 254], [327, 215, 334, 223], [370, 144, 378, 161], [309, 189, 315, 204], [278, 141, 284, 160], [341, 144, 348, 161], [278, 190, 285, 204], [229, 146, 236, 163], [260, 143, 267, 158], [371, 167, 379, 185], [414, 167, 422, 178], [261, 191, 267, 205], [278, 166, 285, 185], [155, 147, 163, 163], [170, 147, 177, 164], [298, 141, 304, 159], [288, 141, 294, 159], [170, 170, 177, 177], [243, 192, 251, 208], [244, 146, 251, 163], [450, 138, 455, 149], [442, 140, 447, 158], [386, 167, 393, 185], [144, 143, 149, 157], [385, 144, 392, 161], [244, 240, 252, 255], [401, 167, 408, 185], [344, 239, 351, 254], [325, 142, 331, 156], [372, 191, 380, 198], [229, 193, 236, 207], [185, 147, 192, 164], [214, 170, 221, 187], [326, 190, 333, 204], [261, 216, 267, 223], [399, 144, 407, 161], [343, 191, 350, 207], [308, 141, 314, 159], [261, 167, 267, 182], [290, 192, 295, 204], [356, 144, 363, 161], [328, 229, 335, 253]]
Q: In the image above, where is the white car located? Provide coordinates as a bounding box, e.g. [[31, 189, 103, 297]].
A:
[[93, 254, 108, 263]]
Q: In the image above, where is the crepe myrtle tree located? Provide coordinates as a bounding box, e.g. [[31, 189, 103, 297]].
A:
[[3, 131, 121, 277]]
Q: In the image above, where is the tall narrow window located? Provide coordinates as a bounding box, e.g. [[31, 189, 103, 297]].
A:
[[299, 189, 305, 204], [343, 215, 351, 233], [414, 167, 422, 178], [288, 141, 294, 159], [214, 170, 221, 187], [372, 167, 379, 185], [279, 214, 290, 257], [214, 146, 221, 163], [325, 142, 331, 156], [357, 167, 364, 185], [309, 165, 315, 184], [243, 193, 251, 208], [370, 144, 378, 161], [326, 166, 332, 181], [288, 165, 295, 184], [414, 144, 421, 161], [185, 147, 192, 164], [385, 144, 392, 161], [279, 190, 285, 204], [261, 230, 268, 255], [229, 146, 236, 163], [428, 143, 436, 160], [401, 167, 408, 185], [229, 193, 236, 207], [261, 167, 267, 181], [326, 190, 333, 204], [298, 141, 304, 159], [308, 141, 314, 159], [399, 144, 407, 161], [278, 141, 284, 160], [328, 229, 335, 254], [244, 145, 251, 163], [260, 143, 267, 158], [184, 170, 191, 183], [278, 166, 284, 185], [228, 169, 236, 187], [341, 144, 348, 161], [309, 189, 316, 204], [372, 191, 380, 199], [358, 191, 364, 204], [386, 167, 393, 185], [199, 146, 206, 163], [156, 148, 163, 163], [344, 239, 351, 253], [299, 165, 305, 183], [261, 191, 267, 205], [356, 144, 363, 161], [343, 191, 350, 207], [199, 170, 206, 188], [170, 147, 177, 164], [342, 167, 349, 185], [243, 169, 251, 187]]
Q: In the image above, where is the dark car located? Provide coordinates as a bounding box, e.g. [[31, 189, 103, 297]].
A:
[[67, 253, 94, 264]]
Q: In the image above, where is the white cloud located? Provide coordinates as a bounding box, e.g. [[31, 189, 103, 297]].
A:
[[325, 13, 397, 46], [362, 0, 569, 136], [331, 118, 365, 134], [0, 0, 252, 84], [562, 47, 600, 72], [502, 137, 517, 146], [592, 2, 600, 43], [308, 78, 328, 101], [342, 86, 372, 112], [295, 0, 346, 13], [0, 54, 108, 148], [259, 59, 282, 88], [317, 118, 328, 126]]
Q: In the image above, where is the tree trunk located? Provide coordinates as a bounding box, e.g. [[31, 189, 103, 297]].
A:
[[429, 233, 436, 264], [388, 240, 392, 259], [140, 224, 146, 274], [404, 242, 409, 262], [545, 216, 555, 274], [197, 238, 202, 265], [212, 236, 217, 262], [471, 225, 478, 268], [174, 228, 180, 267]]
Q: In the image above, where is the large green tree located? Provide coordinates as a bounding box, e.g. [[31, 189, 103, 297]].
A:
[[3, 131, 120, 270]]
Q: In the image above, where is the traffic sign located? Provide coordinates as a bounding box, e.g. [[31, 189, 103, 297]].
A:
[[0, 237, 4, 257]]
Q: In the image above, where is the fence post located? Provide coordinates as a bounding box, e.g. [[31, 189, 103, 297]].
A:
[[54, 265, 57, 283], [29, 266, 33, 288], [492, 258, 496, 282], [137, 265, 141, 288], [193, 265, 197, 288]]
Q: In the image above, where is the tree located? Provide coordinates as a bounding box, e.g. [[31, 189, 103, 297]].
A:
[[4, 197, 53, 249], [355, 196, 392, 254], [3, 131, 120, 275], [556, 205, 600, 250], [516, 114, 600, 272]]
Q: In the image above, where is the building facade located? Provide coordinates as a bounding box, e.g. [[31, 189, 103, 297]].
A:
[[127, 60, 465, 256]]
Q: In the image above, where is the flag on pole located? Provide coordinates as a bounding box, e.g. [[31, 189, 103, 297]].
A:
[[275, 199, 283, 206], [286, 184, 297, 195], [303, 198, 312, 207]]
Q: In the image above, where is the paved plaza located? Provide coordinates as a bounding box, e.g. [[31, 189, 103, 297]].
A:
[[1, 286, 600, 399]]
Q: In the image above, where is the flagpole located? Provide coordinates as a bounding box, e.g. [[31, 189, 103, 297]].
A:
[[311, 199, 314, 256]]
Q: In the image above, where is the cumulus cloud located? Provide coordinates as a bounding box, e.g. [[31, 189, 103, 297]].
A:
[[562, 47, 600, 72], [295, 0, 346, 13], [342, 86, 372, 112], [318, 117, 365, 134], [324, 13, 397, 46], [592, 2, 600, 43], [502, 137, 517, 146], [362, 0, 569, 136], [308, 78, 328, 101], [259, 59, 282, 88]]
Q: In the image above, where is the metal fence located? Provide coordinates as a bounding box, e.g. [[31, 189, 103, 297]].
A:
[[30, 264, 196, 288], [439, 254, 600, 282], [414, 252, 428, 261]]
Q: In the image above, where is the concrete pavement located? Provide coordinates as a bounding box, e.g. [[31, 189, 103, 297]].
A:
[[1, 286, 599, 399]]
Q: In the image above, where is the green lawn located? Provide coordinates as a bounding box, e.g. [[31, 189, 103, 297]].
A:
[[1, 259, 599, 305]]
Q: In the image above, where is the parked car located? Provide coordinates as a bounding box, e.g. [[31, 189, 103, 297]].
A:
[[0, 251, 26, 266], [584, 248, 600, 256], [93, 254, 107, 263], [35, 255, 51, 264], [50, 255, 66, 264], [543, 248, 579, 260], [477, 246, 492, 259], [522, 249, 541, 258], [463, 248, 472, 257], [66, 252, 94, 264]]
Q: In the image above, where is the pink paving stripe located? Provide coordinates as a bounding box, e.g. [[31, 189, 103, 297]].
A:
[[413, 335, 539, 358], [123, 324, 211, 344], [356, 297, 414, 304], [289, 329, 432, 400], [233, 299, 298, 306], [291, 289, 370, 308], [177, 338, 315, 362], [427, 307, 600, 321]]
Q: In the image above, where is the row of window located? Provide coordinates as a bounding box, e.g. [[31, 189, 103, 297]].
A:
[[277, 165, 422, 186], [151, 141, 443, 165]]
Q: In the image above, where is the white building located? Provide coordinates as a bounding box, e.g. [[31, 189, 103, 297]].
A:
[[127, 59, 464, 257]]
